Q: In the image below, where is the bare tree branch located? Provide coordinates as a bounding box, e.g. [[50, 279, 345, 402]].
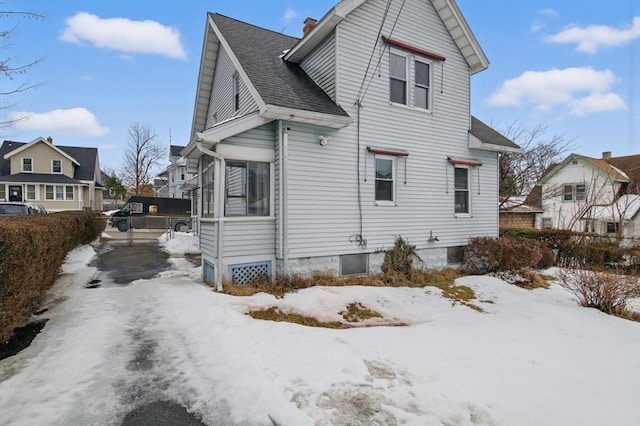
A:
[[120, 123, 167, 195], [498, 121, 575, 206]]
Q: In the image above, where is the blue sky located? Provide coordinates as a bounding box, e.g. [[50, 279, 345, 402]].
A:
[[2, 0, 638, 172]]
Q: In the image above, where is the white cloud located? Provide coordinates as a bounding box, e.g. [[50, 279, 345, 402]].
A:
[[539, 8, 558, 17], [61, 12, 186, 60], [530, 20, 544, 33], [545, 16, 640, 54], [10, 108, 109, 137], [283, 8, 299, 24], [488, 67, 627, 116]]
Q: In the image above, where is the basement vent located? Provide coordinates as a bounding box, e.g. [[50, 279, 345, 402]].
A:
[[229, 261, 271, 285]]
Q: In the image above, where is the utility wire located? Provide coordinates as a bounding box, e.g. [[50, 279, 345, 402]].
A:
[[355, 0, 392, 104], [359, 0, 406, 103]]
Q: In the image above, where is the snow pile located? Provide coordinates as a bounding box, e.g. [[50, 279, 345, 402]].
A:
[[159, 231, 200, 255], [1, 237, 639, 426]]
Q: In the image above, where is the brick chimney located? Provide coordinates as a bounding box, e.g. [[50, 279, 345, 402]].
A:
[[602, 151, 611, 160], [46, 136, 53, 144], [303, 17, 317, 36]]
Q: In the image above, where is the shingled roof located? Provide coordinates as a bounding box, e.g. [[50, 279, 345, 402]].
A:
[[470, 116, 520, 151], [0, 140, 99, 182], [170, 145, 185, 157], [210, 13, 349, 118], [607, 154, 640, 194]]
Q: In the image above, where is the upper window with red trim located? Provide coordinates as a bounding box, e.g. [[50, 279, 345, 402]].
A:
[[388, 48, 432, 111]]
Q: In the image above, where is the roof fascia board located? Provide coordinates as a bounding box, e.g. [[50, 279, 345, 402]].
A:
[[208, 15, 267, 114], [190, 15, 219, 140], [262, 104, 352, 129], [468, 133, 522, 153], [539, 154, 629, 185], [4, 137, 80, 165], [284, 0, 366, 62], [433, 0, 489, 74], [183, 111, 270, 158]]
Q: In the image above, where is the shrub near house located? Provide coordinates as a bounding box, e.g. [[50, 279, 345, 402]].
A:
[[0, 211, 105, 344]]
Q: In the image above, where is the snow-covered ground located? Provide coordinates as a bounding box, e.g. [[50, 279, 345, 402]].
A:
[[0, 233, 639, 426]]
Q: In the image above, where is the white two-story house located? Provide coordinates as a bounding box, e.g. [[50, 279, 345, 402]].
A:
[[183, 0, 520, 286], [526, 151, 640, 245]]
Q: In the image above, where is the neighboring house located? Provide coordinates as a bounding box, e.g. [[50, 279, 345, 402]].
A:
[[153, 176, 169, 197], [167, 145, 190, 198], [0, 137, 104, 212], [526, 151, 640, 245], [182, 0, 520, 285]]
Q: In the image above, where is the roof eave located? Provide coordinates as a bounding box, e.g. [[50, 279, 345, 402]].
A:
[[284, 0, 367, 63], [262, 105, 352, 129], [432, 0, 489, 74], [469, 133, 521, 153]]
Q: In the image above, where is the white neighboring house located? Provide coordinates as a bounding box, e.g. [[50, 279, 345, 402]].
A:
[[527, 152, 640, 246], [183, 0, 520, 286], [167, 145, 191, 199]]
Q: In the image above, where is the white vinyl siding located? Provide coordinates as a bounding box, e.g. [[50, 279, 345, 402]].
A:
[[281, 0, 497, 259], [206, 46, 259, 129], [198, 124, 276, 265], [300, 31, 336, 100]]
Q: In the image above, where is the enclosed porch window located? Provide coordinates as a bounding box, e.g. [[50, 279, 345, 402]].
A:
[[225, 161, 269, 216]]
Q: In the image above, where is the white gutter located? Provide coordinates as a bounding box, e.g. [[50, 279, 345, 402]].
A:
[[196, 141, 226, 290], [282, 125, 290, 276], [278, 122, 284, 262]]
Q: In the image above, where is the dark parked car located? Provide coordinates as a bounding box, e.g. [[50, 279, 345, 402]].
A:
[[0, 202, 48, 216]]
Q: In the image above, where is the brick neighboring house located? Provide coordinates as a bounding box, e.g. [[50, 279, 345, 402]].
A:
[[1, 137, 104, 211], [525, 151, 640, 245]]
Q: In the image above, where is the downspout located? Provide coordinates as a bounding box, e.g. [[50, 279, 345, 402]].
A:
[[196, 141, 225, 290], [277, 122, 284, 264], [282, 126, 290, 275]]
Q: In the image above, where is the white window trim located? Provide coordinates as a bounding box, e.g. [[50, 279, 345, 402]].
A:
[[21, 157, 33, 173], [51, 159, 63, 174], [45, 184, 74, 201], [562, 183, 587, 203], [25, 184, 37, 200], [453, 165, 472, 217], [414, 58, 432, 111], [374, 154, 397, 206], [389, 48, 433, 113]]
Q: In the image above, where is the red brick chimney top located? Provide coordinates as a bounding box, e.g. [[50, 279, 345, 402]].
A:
[[303, 17, 317, 37]]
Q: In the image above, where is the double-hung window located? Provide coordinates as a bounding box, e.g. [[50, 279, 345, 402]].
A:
[[45, 185, 72, 201], [52, 159, 62, 173], [563, 183, 586, 202], [454, 167, 470, 214], [389, 51, 432, 110], [389, 53, 407, 105], [22, 158, 33, 172], [375, 155, 395, 204], [225, 161, 269, 216], [414, 60, 430, 110], [26, 185, 36, 200]]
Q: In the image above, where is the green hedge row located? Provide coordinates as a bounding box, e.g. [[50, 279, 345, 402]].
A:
[[0, 211, 106, 344]]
